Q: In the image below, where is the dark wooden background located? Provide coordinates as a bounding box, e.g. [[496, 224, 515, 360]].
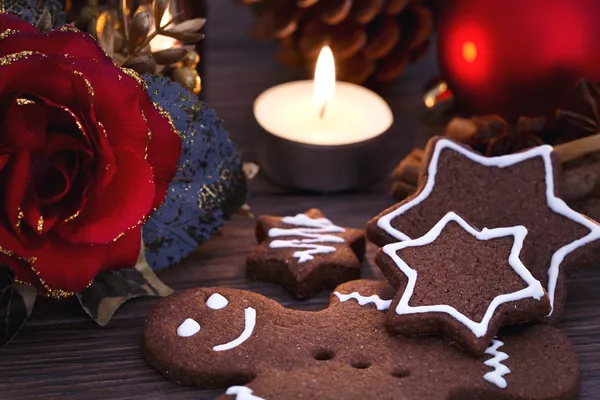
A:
[[1, 1, 599, 399]]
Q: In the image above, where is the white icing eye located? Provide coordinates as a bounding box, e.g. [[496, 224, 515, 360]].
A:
[[177, 318, 200, 337], [206, 293, 228, 310]]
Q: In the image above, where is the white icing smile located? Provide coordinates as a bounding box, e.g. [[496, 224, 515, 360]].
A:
[[213, 307, 256, 351], [176, 293, 256, 351]]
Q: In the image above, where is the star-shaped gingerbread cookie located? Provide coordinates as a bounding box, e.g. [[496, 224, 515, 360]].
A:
[[376, 212, 551, 356], [246, 208, 365, 299], [367, 137, 600, 320]]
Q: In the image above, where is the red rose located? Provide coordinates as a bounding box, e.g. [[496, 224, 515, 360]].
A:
[[0, 14, 182, 296]]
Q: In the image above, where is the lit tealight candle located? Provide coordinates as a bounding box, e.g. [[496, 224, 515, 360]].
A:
[[254, 46, 393, 192]]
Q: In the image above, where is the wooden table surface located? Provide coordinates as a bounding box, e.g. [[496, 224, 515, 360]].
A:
[[1, 2, 599, 399]]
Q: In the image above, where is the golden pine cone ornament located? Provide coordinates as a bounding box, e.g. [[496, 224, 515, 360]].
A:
[[237, 0, 434, 84]]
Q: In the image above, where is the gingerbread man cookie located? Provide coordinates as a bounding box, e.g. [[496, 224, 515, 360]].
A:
[[367, 137, 600, 320], [143, 280, 579, 400], [376, 212, 551, 355], [246, 208, 365, 298]]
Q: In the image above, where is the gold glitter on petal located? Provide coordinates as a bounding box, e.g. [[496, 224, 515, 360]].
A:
[[72, 70, 95, 98], [63, 210, 81, 223], [97, 121, 108, 138], [29, 264, 77, 299], [109, 213, 151, 243], [4, 247, 94, 299], [140, 108, 151, 160], [13, 278, 34, 288], [0, 245, 36, 265], [58, 25, 81, 34], [17, 98, 35, 106], [0, 29, 17, 41], [37, 216, 44, 234], [0, 51, 36, 66], [153, 101, 183, 139], [120, 67, 148, 91], [0, 245, 14, 258], [15, 209, 24, 231]]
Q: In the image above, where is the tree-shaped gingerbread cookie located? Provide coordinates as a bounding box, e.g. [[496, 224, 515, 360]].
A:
[[246, 208, 365, 298]]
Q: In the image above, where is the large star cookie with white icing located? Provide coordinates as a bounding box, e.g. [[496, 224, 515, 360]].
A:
[[143, 280, 579, 400], [246, 208, 365, 298], [367, 137, 600, 320], [375, 212, 551, 355]]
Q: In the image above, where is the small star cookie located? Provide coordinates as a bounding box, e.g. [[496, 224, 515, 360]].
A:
[[246, 208, 365, 299], [367, 137, 600, 320], [376, 212, 551, 356]]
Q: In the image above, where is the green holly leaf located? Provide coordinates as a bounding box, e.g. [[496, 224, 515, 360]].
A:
[[77, 245, 173, 326], [0, 267, 37, 348]]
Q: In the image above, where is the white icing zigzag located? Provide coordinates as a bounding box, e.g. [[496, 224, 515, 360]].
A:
[[268, 213, 346, 263], [483, 338, 511, 389], [334, 291, 392, 311], [226, 386, 265, 400]]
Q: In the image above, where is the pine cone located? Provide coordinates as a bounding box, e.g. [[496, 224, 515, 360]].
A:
[[237, 0, 434, 84]]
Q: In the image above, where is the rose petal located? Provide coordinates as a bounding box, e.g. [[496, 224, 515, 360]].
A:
[[0, 154, 9, 171], [0, 254, 39, 288], [140, 98, 182, 209], [39, 80, 117, 202], [27, 227, 141, 293], [4, 151, 31, 233], [103, 227, 143, 272], [0, 53, 77, 107], [55, 147, 155, 244], [0, 98, 47, 150], [20, 197, 58, 235], [32, 155, 70, 205], [0, 29, 113, 64], [40, 129, 95, 219], [0, 13, 38, 35], [40, 84, 94, 148], [59, 58, 150, 158]]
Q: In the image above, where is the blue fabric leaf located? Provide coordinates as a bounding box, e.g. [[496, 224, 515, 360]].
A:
[[3, 0, 66, 27], [142, 75, 247, 270]]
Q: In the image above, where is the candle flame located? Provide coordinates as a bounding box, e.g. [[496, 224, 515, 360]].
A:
[[149, 6, 179, 52], [314, 46, 335, 119]]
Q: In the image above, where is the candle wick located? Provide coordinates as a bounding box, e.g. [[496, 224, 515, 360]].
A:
[[319, 102, 327, 119]]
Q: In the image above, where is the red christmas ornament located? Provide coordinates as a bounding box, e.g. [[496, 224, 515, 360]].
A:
[[437, 0, 600, 120]]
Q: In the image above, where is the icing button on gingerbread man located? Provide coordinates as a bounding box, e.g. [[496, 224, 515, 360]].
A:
[[246, 208, 365, 299], [376, 212, 551, 356]]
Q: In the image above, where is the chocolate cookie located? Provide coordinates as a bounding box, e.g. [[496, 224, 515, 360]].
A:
[[143, 280, 579, 400], [246, 209, 365, 298], [367, 137, 600, 320], [376, 212, 551, 355]]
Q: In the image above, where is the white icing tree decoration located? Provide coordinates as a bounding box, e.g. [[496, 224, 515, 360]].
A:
[[268, 213, 346, 262]]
